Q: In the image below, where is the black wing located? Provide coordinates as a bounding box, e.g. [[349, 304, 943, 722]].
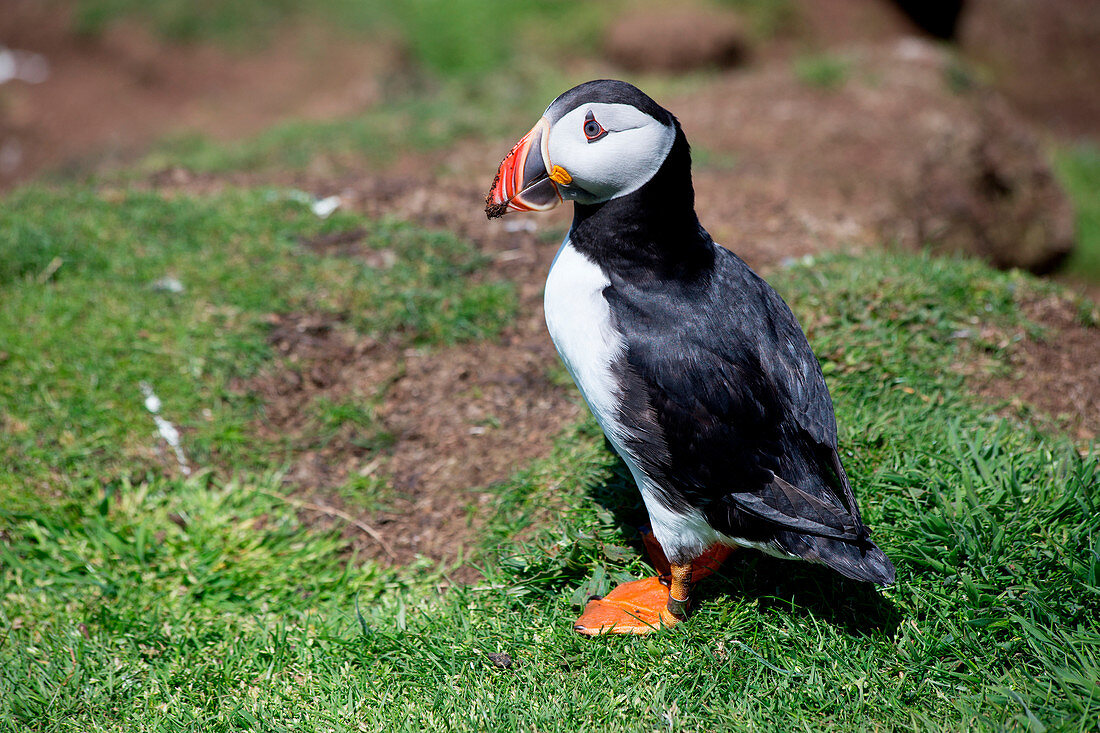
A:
[[604, 244, 889, 580]]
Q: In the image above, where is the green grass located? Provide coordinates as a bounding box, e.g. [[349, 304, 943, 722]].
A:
[[716, 0, 797, 40], [3, 236, 1097, 730], [794, 53, 852, 90], [65, 0, 601, 76], [1054, 143, 1100, 282], [136, 68, 720, 178], [387, 0, 601, 77], [0, 185, 514, 507], [69, 0, 374, 45]]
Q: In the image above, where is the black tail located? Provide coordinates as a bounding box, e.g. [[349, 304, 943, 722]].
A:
[[777, 531, 896, 585]]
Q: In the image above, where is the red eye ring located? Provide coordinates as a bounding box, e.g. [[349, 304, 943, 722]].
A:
[[583, 111, 607, 142]]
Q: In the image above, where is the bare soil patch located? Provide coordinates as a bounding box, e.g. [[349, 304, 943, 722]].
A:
[[240, 195, 579, 570], [964, 294, 1100, 443], [959, 0, 1100, 140], [0, 1, 398, 188]]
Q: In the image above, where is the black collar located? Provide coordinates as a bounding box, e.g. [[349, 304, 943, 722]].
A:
[[567, 120, 713, 282]]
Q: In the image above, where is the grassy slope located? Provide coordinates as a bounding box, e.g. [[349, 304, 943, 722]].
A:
[[65, 0, 601, 75], [0, 186, 514, 511], [2, 190, 1097, 730], [1054, 144, 1100, 282]]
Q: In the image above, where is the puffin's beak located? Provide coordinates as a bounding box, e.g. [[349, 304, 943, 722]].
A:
[[485, 117, 564, 218]]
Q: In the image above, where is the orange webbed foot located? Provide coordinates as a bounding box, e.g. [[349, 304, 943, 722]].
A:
[[573, 576, 681, 635], [573, 530, 737, 636]]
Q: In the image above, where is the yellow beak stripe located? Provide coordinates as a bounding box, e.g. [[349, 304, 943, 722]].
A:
[[549, 165, 572, 186]]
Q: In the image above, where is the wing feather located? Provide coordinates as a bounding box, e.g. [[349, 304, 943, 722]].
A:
[[606, 243, 869, 546]]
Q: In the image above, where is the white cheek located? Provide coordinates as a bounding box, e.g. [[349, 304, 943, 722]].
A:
[[547, 111, 675, 203], [582, 127, 674, 199]]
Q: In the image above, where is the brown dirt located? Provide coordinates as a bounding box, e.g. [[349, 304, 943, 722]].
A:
[[671, 40, 1074, 272], [959, 0, 1100, 140], [253, 315, 580, 570], [779, 0, 1100, 140], [964, 294, 1100, 443], [603, 6, 749, 73], [0, 1, 400, 188], [238, 189, 580, 569]]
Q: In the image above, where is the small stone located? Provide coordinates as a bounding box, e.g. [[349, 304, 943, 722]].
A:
[[151, 276, 184, 293], [487, 652, 514, 669], [312, 195, 342, 218]]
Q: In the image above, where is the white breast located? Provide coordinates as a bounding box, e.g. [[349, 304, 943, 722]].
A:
[[543, 240, 624, 437], [543, 240, 719, 561]]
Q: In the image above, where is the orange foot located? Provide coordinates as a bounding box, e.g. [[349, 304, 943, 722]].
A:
[[574, 576, 679, 635], [574, 533, 736, 636]]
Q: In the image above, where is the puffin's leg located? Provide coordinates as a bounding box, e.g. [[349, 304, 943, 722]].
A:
[[641, 526, 734, 583], [665, 562, 692, 619], [573, 532, 736, 636]]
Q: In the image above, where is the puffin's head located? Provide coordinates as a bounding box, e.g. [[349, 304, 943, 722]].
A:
[[485, 80, 678, 218]]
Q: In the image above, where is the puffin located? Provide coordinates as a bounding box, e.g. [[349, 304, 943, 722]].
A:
[[485, 80, 894, 635]]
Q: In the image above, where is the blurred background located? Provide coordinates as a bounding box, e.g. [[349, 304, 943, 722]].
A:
[[1, 0, 1098, 282]]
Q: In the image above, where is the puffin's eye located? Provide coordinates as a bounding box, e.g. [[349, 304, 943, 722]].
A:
[[583, 111, 607, 143]]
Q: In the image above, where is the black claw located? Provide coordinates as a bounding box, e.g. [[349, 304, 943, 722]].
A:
[[666, 596, 689, 619]]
